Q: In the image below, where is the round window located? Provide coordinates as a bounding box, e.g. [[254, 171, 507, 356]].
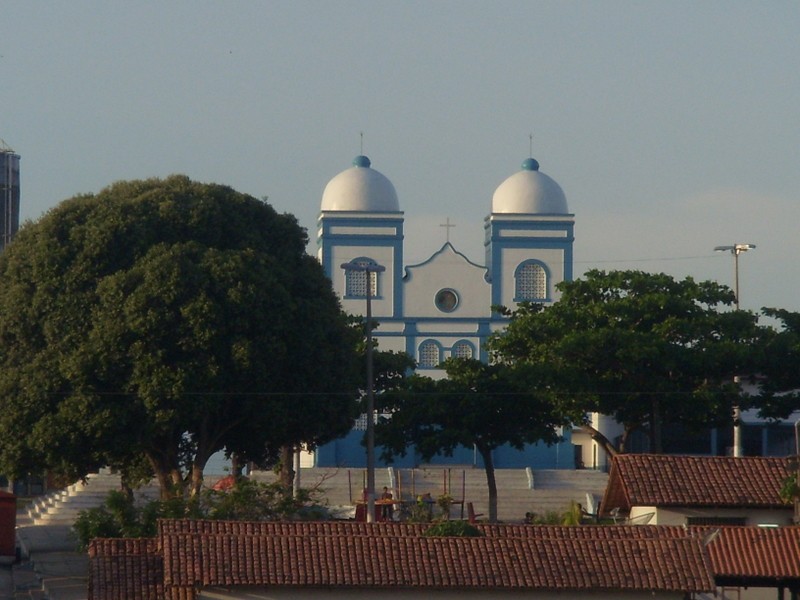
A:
[[435, 289, 459, 313]]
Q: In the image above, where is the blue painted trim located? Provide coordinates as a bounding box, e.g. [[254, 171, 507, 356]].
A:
[[563, 238, 574, 282], [318, 211, 404, 317], [393, 234, 404, 318], [486, 213, 575, 309]]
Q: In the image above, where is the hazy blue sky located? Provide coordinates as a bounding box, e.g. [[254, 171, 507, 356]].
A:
[[2, 2, 798, 314]]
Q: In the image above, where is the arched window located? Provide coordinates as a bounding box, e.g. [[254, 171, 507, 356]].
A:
[[451, 340, 474, 360], [418, 340, 441, 368], [344, 257, 380, 298], [515, 261, 548, 302]]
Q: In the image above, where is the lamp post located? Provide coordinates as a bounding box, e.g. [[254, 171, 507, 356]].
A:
[[341, 261, 386, 523], [714, 243, 756, 457], [714, 244, 756, 309]]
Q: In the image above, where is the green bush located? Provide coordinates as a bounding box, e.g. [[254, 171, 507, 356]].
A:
[[423, 520, 483, 537], [74, 479, 326, 550], [73, 503, 125, 549]]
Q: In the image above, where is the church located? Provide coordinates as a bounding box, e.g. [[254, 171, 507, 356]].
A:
[[313, 154, 577, 469]]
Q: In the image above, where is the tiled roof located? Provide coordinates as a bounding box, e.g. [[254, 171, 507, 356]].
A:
[[601, 454, 792, 512], [90, 520, 800, 599], [159, 530, 713, 593], [157, 519, 430, 537], [90, 520, 713, 595], [490, 524, 800, 584], [704, 526, 800, 582], [88, 538, 164, 600]]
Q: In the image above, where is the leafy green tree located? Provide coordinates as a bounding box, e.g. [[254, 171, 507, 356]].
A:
[[0, 176, 361, 498], [72, 479, 325, 550], [489, 270, 763, 455], [756, 308, 800, 419], [375, 357, 573, 522]]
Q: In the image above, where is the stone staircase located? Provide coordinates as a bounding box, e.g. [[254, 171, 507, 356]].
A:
[[252, 466, 608, 522], [23, 467, 608, 526], [25, 472, 159, 526]]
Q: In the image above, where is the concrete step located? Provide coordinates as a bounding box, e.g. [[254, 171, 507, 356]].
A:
[[250, 466, 608, 523], [531, 468, 608, 489], [27, 473, 160, 526]]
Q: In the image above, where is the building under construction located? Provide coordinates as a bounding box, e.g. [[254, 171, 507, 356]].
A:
[[0, 139, 20, 251]]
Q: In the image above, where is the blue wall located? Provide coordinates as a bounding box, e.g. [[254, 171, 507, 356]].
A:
[[315, 429, 575, 469]]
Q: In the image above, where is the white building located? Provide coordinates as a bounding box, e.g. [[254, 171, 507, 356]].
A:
[[315, 155, 576, 468]]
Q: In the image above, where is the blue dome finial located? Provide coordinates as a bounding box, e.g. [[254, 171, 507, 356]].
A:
[[521, 157, 539, 171], [353, 155, 371, 168]]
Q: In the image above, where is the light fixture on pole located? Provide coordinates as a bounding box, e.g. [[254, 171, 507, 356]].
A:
[[713, 244, 756, 310], [714, 243, 756, 458], [341, 261, 386, 523]]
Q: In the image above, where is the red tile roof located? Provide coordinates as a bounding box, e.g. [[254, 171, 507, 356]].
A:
[[491, 524, 800, 584], [89, 520, 800, 599], [704, 526, 800, 583], [601, 454, 792, 512], [159, 530, 713, 593], [88, 538, 164, 600]]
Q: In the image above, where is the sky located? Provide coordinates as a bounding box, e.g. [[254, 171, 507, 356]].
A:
[[2, 1, 798, 315]]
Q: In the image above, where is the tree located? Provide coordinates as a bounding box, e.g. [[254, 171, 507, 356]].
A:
[[375, 357, 573, 522], [488, 270, 763, 455], [756, 308, 800, 419], [0, 176, 361, 497]]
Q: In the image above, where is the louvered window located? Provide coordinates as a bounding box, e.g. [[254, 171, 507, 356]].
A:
[[516, 262, 547, 301]]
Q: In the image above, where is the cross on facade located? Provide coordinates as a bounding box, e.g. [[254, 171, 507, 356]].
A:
[[440, 217, 455, 243]]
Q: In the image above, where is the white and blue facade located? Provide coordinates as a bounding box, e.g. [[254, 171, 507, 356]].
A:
[[314, 155, 576, 469]]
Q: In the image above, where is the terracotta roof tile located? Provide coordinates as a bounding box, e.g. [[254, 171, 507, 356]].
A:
[[88, 538, 164, 600], [703, 526, 800, 581], [91, 520, 800, 598], [601, 454, 792, 512], [158, 524, 713, 592]]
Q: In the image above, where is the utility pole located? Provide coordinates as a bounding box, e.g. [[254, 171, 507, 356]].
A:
[[341, 261, 386, 523], [714, 243, 756, 457]]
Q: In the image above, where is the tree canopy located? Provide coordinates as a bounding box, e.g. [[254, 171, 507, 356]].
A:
[[375, 357, 573, 521], [0, 176, 361, 497], [756, 308, 800, 419], [488, 270, 764, 455]]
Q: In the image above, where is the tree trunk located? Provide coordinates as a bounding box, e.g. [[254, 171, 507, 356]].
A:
[[619, 427, 631, 454], [651, 396, 663, 454], [189, 461, 204, 498], [578, 424, 619, 458], [279, 445, 294, 491], [478, 445, 498, 523], [230, 453, 242, 479], [147, 453, 184, 500]]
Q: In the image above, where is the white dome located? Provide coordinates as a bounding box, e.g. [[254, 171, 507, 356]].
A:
[[320, 156, 400, 212], [491, 158, 568, 214]]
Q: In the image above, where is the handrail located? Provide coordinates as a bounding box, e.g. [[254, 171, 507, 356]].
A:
[[525, 467, 534, 489]]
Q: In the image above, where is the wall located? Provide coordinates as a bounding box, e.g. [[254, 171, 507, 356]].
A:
[[631, 505, 793, 527]]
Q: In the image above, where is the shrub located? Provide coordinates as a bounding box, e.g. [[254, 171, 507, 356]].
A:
[[73, 479, 326, 550], [423, 520, 483, 537]]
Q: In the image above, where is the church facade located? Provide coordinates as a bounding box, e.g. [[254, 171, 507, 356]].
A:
[[314, 155, 576, 469]]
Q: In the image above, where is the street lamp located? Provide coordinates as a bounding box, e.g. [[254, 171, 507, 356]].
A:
[[341, 261, 386, 523], [713, 243, 756, 310], [714, 243, 756, 458]]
